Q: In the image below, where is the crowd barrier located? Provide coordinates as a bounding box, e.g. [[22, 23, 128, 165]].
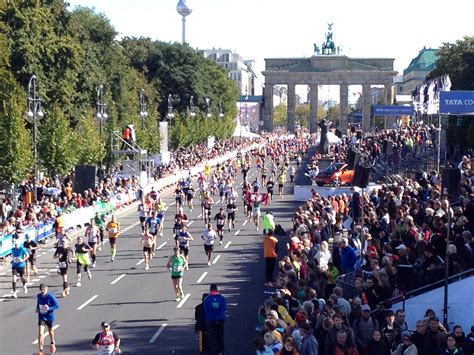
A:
[[0, 142, 262, 259]]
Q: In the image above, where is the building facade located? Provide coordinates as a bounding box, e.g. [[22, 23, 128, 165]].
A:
[[199, 48, 257, 95], [395, 47, 438, 96]]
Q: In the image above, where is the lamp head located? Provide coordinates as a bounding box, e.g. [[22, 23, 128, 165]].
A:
[[95, 112, 102, 119], [37, 110, 44, 119]]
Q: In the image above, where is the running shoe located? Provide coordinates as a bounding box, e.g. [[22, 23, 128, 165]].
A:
[[207, 261, 211, 266], [175, 296, 181, 302], [87, 271, 92, 280], [145, 265, 149, 270], [76, 282, 82, 287], [23, 284, 28, 294], [12, 291, 17, 299], [111, 256, 115, 262], [219, 241, 223, 245], [50, 342, 56, 353], [92, 262, 96, 268]]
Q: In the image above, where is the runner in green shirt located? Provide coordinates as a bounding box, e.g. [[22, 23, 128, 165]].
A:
[[94, 212, 106, 250], [166, 247, 187, 301]]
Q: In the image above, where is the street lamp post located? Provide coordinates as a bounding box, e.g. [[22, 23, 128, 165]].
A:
[[26, 75, 44, 202], [218, 101, 224, 118], [205, 98, 211, 118], [95, 85, 108, 134], [167, 94, 175, 124], [190, 95, 196, 118], [139, 88, 149, 131]]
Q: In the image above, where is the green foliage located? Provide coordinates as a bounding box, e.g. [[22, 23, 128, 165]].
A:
[[38, 104, 76, 176], [0, 90, 33, 183], [0, 1, 240, 181], [427, 36, 474, 90], [273, 103, 287, 127], [295, 104, 310, 128], [74, 110, 105, 165]]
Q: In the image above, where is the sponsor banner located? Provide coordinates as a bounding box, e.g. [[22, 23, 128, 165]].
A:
[[373, 105, 414, 116], [439, 91, 474, 115]]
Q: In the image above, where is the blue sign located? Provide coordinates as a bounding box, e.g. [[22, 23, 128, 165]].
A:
[[440, 91, 474, 115], [373, 105, 414, 116]]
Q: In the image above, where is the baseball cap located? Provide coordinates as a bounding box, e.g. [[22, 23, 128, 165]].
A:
[[39, 283, 47, 290], [361, 304, 371, 312], [101, 321, 110, 328], [209, 284, 218, 291], [395, 244, 407, 250]]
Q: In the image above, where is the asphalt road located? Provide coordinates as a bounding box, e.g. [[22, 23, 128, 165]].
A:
[[0, 165, 300, 354]]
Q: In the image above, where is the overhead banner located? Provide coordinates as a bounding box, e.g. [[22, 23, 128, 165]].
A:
[[373, 105, 414, 116], [439, 91, 474, 115]]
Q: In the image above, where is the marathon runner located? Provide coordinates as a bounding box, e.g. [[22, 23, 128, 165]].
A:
[[277, 172, 287, 197], [10, 239, 29, 298], [137, 199, 149, 233], [24, 233, 38, 282], [85, 219, 99, 268], [185, 183, 195, 211], [91, 321, 121, 354], [226, 198, 238, 232], [155, 197, 167, 237], [94, 212, 106, 250], [106, 215, 120, 262], [166, 247, 187, 301], [173, 207, 188, 234], [54, 239, 72, 297], [202, 192, 214, 225], [74, 236, 92, 287], [213, 208, 227, 245], [145, 210, 161, 256], [266, 178, 275, 205], [140, 225, 155, 270], [175, 225, 193, 269], [201, 223, 217, 266], [36, 284, 59, 354], [174, 182, 185, 213], [252, 194, 262, 231]]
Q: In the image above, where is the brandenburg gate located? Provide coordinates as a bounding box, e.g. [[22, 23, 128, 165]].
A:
[[262, 25, 397, 133]]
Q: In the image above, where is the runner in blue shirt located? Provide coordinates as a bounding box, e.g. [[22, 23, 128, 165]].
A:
[[36, 283, 59, 354], [11, 239, 29, 299]]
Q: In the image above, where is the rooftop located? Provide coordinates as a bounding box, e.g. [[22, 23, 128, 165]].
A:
[[403, 47, 438, 76]]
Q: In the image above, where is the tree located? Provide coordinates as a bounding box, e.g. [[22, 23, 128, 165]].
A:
[[295, 104, 310, 128], [273, 103, 287, 127], [0, 92, 33, 183], [427, 36, 474, 90], [74, 110, 105, 165], [38, 104, 76, 176]]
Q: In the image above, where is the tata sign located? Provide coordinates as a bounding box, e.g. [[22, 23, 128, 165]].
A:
[[373, 105, 414, 116], [440, 91, 474, 115]]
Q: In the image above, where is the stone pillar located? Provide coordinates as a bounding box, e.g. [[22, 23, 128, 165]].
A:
[[309, 84, 318, 134], [287, 84, 296, 133], [339, 84, 349, 134], [362, 84, 372, 132], [384, 83, 395, 129], [263, 83, 273, 131]]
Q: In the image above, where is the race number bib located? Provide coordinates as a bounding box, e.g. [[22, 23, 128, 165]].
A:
[[110, 228, 117, 234], [39, 304, 48, 314], [172, 264, 183, 273], [13, 257, 22, 263], [58, 261, 67, 269]]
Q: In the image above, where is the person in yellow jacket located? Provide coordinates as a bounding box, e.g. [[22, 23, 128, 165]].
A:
[[277, 173, 287, 197], [106, 215, 120, 262]]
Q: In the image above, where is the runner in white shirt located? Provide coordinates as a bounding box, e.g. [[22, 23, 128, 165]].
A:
[[201, 223, 217, 266], [85, 219, 99, 268], [137, 200, 149, 233]]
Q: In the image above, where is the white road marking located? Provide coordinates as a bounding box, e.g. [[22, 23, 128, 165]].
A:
[[110, 274, 126, 285], [148, 323, 168, 343], [242, 220, 248, 226], [2, 293, 11, 298], [77, 295, 98, 310], [197, 272, 208, 284], [197, 213, 202, 218], [187, 220, 194, 226], [224, 241, 232, 249], [32, 278, 40, 282], [26, 282, 34, 286], [0, 272, 6, 276], [212, 255, 221, 264], [177, 293, 191, 308], [38, 275, 46, 279], [33, 325, 60, 344], [169, 201, 176, 206], [235, 230, 240, 236], [136, 259, 145, 265], [49, 268, 57, 272], [121, 221, 140, 234], [156, 242, 167, 250]]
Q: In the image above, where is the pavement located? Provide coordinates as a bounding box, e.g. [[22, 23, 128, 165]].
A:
[[0, 165, 300, 354]]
